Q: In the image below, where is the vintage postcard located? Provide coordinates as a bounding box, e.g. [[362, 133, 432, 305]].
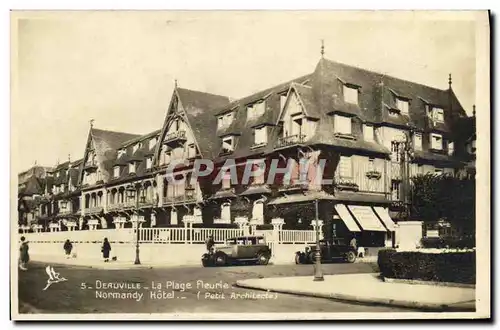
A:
[[10, 10, 490, 320]]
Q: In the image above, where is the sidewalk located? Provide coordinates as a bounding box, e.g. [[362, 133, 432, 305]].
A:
[[29, 254, 200, 270], [235, 273, 475, 311]]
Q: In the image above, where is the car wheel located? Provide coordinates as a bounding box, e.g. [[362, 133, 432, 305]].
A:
[[257, 253, 270, 265], [346, 251, 356, 263], [214, 253, 227, 266], [295, 254, 302, 264]]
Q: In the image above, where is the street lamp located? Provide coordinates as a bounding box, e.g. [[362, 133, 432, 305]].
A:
[[126, 184, 142, 265], [313, 198, 324, 281]]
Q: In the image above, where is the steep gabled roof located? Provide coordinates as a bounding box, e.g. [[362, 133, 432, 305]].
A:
[[19, 175, 44, 196], [212, 74, 313, 162]]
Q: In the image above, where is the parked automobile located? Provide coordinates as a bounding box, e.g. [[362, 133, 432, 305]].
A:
[[295, 238, 357, 264], [201, 235, 272, 267]]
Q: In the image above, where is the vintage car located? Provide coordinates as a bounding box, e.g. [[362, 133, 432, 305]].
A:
[[201, 235, 272, 267], [295, 238, 357, 264]]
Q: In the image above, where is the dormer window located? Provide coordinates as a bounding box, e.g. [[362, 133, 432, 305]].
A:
[[430, 133, 443, 150], [133, 143, 141, 153], [118, 149, 126, 157], [187, 144, 197, 159], [149, 137, 157, 150], [343, 85, 359, 105], [221, 136, 234, 154], [432, 107, 444, 123], [247, 101, 265, 120], [334, 115, 352, 135], [413, 133, 423, 151], [129, 162, 136, 174], [146, 157, 152, 169], [217, 112, 234, 129], [113, 166, 120, 178], [396, 98, 409, 114], [253, 126, 268, 146], [279, 92, 287, 110], [363, 124, 374, 142]]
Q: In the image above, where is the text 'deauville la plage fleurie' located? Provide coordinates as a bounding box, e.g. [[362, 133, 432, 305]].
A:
[[80, 280, 278, 302]]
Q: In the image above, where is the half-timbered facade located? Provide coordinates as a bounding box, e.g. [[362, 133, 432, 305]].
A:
[[18, 57, 476, 247]]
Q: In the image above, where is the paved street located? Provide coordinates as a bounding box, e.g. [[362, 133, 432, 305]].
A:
[[17, 261, 424, 314]]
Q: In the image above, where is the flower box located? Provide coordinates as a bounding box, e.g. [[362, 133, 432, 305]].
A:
[[335, 180, 359, 191], [366, 170, 382, 180]]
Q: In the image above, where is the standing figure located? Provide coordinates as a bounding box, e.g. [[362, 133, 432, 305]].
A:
[[205, 235, 215, 253], [101, 237, 111, 262], [63, 239, 73, 259], [19, 236, 29, 271]]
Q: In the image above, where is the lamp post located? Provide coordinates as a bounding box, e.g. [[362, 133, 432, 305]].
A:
[[126, 184, 142, 265], [313, 198, 324, 281]]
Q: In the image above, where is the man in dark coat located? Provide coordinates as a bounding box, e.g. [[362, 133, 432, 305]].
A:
[[19, 236, 29, 270], [63, 239, 73, 259], [101, 237, 111, 262], [205, 235, 215, 253]]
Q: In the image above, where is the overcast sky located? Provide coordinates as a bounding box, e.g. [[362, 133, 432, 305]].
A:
[[12, 11, 479, 174]]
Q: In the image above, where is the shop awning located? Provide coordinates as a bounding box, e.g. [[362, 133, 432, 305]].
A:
[[334, 204, 361, 232], [347, 205, 387, 232], [373, 206, 396, 231]]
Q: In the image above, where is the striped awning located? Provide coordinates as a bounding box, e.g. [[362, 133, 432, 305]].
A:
[[373, 206, 396, 231], [347, 205, 387, 232], [334, 204, 361, 232]]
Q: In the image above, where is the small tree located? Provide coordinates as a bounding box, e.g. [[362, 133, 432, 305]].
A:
[[410, 173, 475, 236]]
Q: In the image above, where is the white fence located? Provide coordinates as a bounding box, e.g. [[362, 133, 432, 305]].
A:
[[279, 230, 316, 244], [20, 227, 316, 246]]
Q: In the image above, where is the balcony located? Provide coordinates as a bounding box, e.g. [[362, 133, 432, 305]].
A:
[[163, 130, 187, 147], [278, 181, 309, 192], [107, 203, 124, 211], [163, 193, 197, 205], [86, 206, 103, 215], [139, 199, 156, 208], [334, 179, 359, 192], [83, 161, 98, 171], [276, 134, 306, 149]]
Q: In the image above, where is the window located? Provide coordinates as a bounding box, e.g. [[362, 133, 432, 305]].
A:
[[118, 149, 126, 157], [396, 99, 409, 114], [363, 124, 374, 141], [188, 144, 197, 158], [334, 115, 352, 135], [448, 142, 454, 156], [435, 167, 443, 175], [254, 127, 267, 145], [339, 156, 353, 178], [432, 107, 444, 122], [368, 158, 375, 171], [218, 112, 234, 129], [221, 136, 234, 154], [149, 137, 157, 150], [113, 166, 120, 178], [413, 133, 422, 151], [391, 141, 401, 162], [391, 181, 400, 200], [133, 143, 141, 153], [280, 93, 287, 110], [222, 171, 231, 189], [247, 101, 265, 120], [430, 133, 443, 150], [146, 157, 152, 169], [129, 162, 136, 174], [221, 202, 231, 222], [343, 85, 359, 104]]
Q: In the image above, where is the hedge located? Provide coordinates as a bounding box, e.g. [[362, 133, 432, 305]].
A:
[[421, 236, 475, 249], [378, 249, 475, 284]]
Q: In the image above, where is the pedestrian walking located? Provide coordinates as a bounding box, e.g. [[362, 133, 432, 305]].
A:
[[19, 236, 29, 271], [205, 234, 215, 253], [349, 235, 357, 250], [63, 239, 73, 259], [101, 237, 111, 262]]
